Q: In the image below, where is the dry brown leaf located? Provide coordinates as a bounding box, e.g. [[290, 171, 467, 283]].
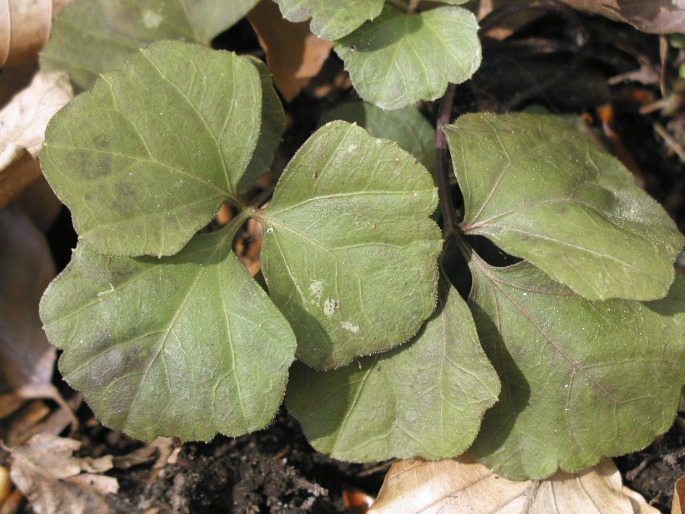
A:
[[0, 205, 74, 425], [0, 152, 41, 208], [0, 464, 10, 503], [0, 70, 72, 206], [8, 434, 118, 514], [0, 0, 51, 66], [673, 476, 685, 514], [0, 60, 36, 107], [247, 0, 333, 101], [559, 0, 685, 34], [0, 70, 72, 159], [0, 400, 50, 442], [0, 391, 25, 419], [0, 205, 55, 391], [369, 455, 659, 514], [111, 437, 175, 470], [12, 175, 62, 231], [0, 0, 72, 66]]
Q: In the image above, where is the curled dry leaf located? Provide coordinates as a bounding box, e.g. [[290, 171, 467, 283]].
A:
[[12, 175, 62, 231], [0, 71, 72, 159], [0, 60, 35, 107], [0, 152, 41, 210], [559, 0, 685, 34], [248, 0, 333, 101], [369, 455, 658, 514], [0, 0, 72, 66], [0, 0, 51, 66], [0, 206, 72, 422], [0, 464, 10, 502], [673, 476, 685, 514], [0, 70, 72, 206], [9, 434, 118, 514]]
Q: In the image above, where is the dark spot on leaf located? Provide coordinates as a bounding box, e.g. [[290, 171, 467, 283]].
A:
[[73, 151, 112, 180], [116, 180, 135, 197], [93, 133, 111, 149]]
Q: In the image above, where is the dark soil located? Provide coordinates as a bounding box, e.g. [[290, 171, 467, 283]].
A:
[[87, 407, 387, 514], [617, 415, 685, 513]]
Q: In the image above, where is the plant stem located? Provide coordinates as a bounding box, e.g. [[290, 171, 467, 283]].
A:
[[223, 204, 253, 238], [452, 228, 474, 264], [436, 83, 460, 237], [249, 185, 276, 212]]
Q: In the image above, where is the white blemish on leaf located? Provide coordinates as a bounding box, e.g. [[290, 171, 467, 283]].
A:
[[323, 298, 339, 317], [341, 321, 359, 333], [142, 9, 162, 28], [97, 283, 115, 296], [309, 280, 324, 305]]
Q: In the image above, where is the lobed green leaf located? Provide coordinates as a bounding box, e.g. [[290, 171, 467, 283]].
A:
[[39, 228, 297, 441], [273, 0, 384, 41], [259, 121, 442, 370], [445, 113, 684, 301], [41, 0, 259, 91], [336, 6, 481, 110], [320, 101, 436, 175], [467, 255, 685, 480], [42, 41, 283, 257], [286, 276, 500, 461]]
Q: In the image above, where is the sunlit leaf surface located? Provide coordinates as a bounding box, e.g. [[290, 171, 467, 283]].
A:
[[42, 41, 280, 257], [468, 254, 685, 480], [446, 113, 684, 301], [40, 228, 297, 441], [286, 277, 499, 461], [260, 121, 442, 369], [336, 6, 481, 110]]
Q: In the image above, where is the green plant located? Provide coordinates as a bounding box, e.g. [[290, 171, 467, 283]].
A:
[[37, 0, 685, 482]]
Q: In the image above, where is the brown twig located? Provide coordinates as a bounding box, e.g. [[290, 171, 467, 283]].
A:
[[654, 122, 685, 165]]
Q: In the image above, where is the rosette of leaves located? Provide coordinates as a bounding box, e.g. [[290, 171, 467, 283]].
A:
[[36, 32, 685, 481], [39, 41, 444, 440]]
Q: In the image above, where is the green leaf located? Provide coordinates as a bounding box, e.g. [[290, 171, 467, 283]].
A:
[[445, 112, 684, 301], [467, 254, 685, 480], [42, 41, 280, 257], [320, 101, 436, 175], [285, 276, 500, 461], [273, 0, 384, 41], [335, 6, 481, 110], [259, 121, 442, 370], [39, 228, 297, 441], [239, 58, 287, 195], [41, 0, 259, 91]]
